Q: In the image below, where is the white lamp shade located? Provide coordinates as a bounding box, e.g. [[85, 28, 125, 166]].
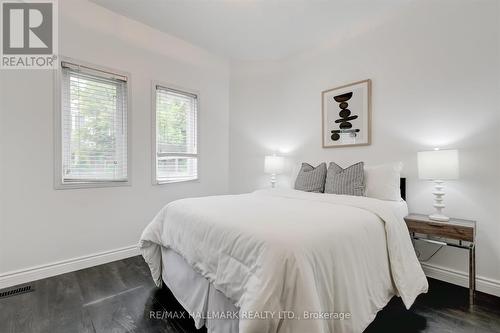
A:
[[264, 155, 285, 174], [418, 149, 459, 180]]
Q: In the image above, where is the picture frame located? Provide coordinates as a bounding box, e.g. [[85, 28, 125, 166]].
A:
[[322, 79, 371, 148]]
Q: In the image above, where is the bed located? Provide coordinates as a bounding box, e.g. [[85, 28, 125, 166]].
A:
[[140, 181, 428, 333]]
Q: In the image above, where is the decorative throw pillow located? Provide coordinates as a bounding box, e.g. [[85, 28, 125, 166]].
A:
[[365, 162, 403, 201], [294, 163, 327, 193], [325, 162, 365, 196]]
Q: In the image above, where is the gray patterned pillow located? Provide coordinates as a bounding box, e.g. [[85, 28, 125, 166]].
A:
[[294, 163, 327, 193], [325, 162, 365, 196]]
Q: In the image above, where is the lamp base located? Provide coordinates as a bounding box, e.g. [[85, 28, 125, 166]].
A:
[[429, 180, 450, 222], [270, 173, 276, 188], [429, 213, 450, 222]]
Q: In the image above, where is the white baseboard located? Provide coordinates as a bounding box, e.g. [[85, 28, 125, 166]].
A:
[[0, 245, 140, 290], [422, 262, 500, 297], [2, 246, 499, 298]]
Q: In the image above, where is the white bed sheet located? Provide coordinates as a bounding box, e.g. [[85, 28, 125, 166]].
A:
[[141, 189, 427, 333], [160, 199, 410, 333]]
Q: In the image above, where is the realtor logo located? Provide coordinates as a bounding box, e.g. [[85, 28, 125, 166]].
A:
[[1, 0, 58, 69]]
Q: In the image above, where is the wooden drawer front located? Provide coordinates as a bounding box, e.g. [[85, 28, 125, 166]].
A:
[[406, 220, 474, 242]]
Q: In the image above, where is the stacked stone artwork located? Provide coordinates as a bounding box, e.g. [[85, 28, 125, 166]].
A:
[[330, 92, 360, 141]]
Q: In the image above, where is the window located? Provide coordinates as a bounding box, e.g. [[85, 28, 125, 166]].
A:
[[154, 85, 198, 184], [58, 60, 129, 187]]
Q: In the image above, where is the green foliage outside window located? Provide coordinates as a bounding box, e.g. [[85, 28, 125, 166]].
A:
[[156, 94, 187, 152], [69, 76, 119, 176]]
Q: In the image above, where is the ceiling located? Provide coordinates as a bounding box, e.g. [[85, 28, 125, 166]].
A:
[[90, 0, 409, 61]]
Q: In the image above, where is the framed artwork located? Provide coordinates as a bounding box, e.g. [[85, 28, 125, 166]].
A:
[[322, 79, 371, 148]]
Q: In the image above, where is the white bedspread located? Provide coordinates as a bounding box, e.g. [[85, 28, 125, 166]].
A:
[[140, 189, 428, 333]]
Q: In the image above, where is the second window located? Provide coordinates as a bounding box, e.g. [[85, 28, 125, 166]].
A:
[[154, 85, 198, 184]]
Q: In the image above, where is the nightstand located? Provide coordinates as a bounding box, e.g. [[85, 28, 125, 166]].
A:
[[404, 213, 476, 304]]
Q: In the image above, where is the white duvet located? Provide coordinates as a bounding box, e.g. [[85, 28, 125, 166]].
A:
[[140, 189, 428, 333]]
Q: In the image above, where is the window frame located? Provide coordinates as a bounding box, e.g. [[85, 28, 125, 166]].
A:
[[151, 81, 200, 185], [54, 57, 132, 189]]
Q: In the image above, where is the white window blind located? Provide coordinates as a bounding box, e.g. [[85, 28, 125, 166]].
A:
[[155, 85, 198, 183], [61, 62, 128, 184]]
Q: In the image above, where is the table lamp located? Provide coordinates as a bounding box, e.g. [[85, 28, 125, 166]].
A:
[[417, 149, 459, 222]]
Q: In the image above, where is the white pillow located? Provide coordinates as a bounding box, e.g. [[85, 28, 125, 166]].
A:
[[364, 162, 403, 201]]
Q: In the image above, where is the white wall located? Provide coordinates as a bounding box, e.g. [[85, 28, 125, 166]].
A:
[[0, 0, 229, 276], [1, 0, 499, 295], [230, 0, 500, 293]]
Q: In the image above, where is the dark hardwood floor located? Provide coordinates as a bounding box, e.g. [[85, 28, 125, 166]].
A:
[[1, 256, 499, 333]]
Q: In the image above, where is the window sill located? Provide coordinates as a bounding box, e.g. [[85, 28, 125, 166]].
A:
[[155, 177, 199, 185], [55, 180, 131, 190]]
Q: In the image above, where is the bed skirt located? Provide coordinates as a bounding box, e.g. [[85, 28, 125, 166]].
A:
[[161, 247, 239, 333]]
